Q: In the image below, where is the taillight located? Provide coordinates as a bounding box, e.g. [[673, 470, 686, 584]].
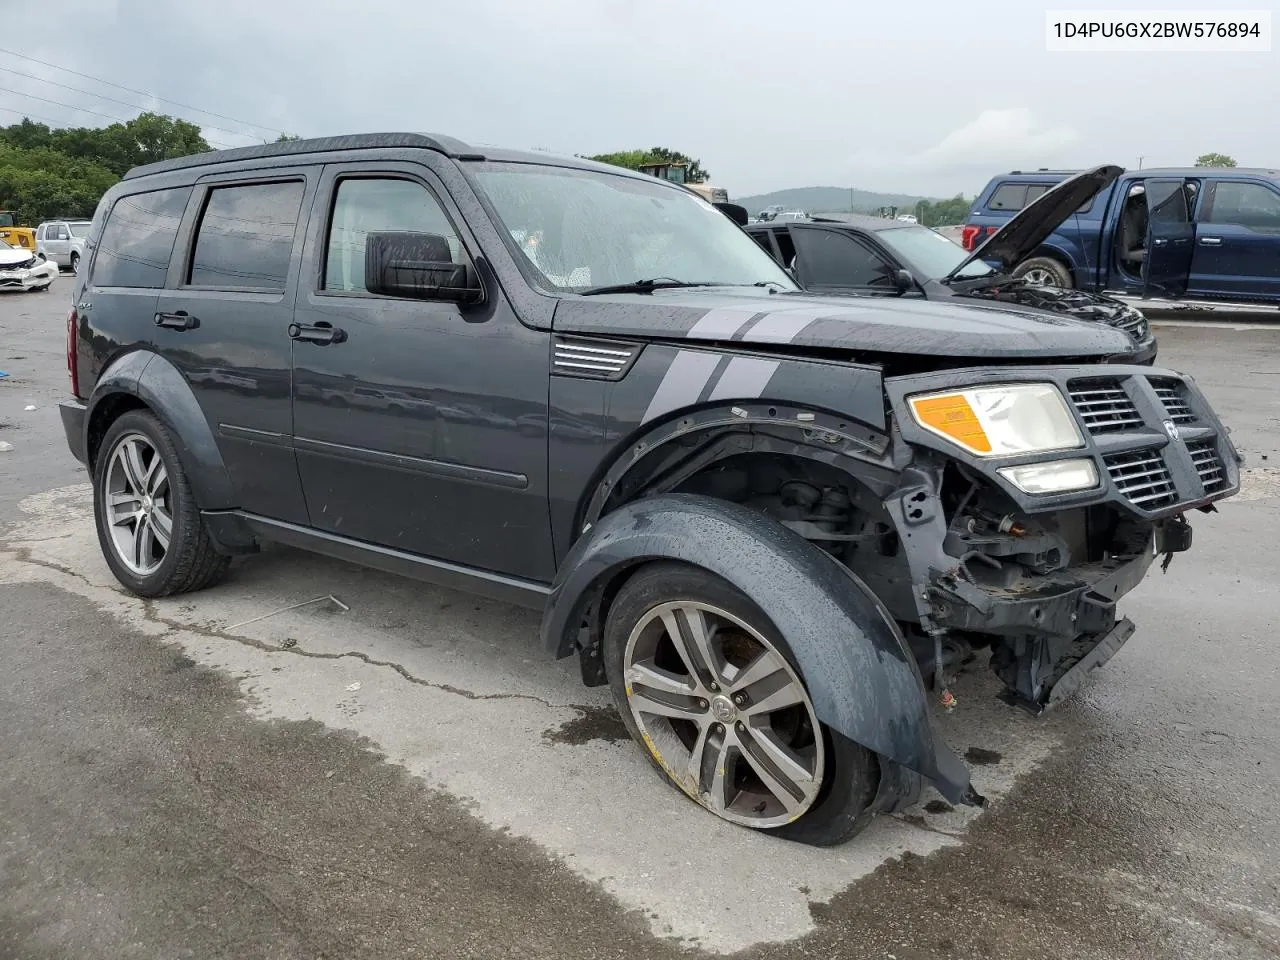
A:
[[67, 308, 80, 397], [960, 225, 981, 251]]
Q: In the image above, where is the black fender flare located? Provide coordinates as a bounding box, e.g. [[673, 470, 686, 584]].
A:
[[86, 350, 236, 510], [540, 493, 975, 804]]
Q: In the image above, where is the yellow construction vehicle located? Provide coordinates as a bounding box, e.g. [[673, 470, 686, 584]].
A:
[[0, 211, 36, 250]]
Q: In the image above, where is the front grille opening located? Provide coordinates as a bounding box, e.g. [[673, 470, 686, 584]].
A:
[[1152, 379, 1195, 424], [1187, 439, 1227, 494], [1104, 449, 1177, 510], [1068, 379, 1143, 434]]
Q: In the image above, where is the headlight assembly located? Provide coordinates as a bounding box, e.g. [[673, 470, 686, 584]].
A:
[[907, 383, 1083, 457]]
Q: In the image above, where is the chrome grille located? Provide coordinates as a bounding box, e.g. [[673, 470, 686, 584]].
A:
[[1104, 450, 1177, 509], [1152, 380, 1195, 423], [1068, 380, 1143, 434], [552, 338, 639, 379], [1112, 308, 1149, 340], [1187, 439, 1227, 493]]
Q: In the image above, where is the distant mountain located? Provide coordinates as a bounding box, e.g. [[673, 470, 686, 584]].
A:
[[734, 186, 935, 215]]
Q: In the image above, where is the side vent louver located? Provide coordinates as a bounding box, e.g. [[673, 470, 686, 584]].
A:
[[552, 337, 640, 381]]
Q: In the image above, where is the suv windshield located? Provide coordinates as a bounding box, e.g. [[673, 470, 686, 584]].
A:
[[876, 226, 995, 280], [472, 163, 797, 293]]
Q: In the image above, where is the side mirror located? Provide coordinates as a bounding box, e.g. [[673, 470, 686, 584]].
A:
[[893, 268, 916, 295], [364, 231, 484, 305], [714, 202, 749, 226]]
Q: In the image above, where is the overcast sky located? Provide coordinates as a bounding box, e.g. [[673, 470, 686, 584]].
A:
[[6, 0, 1277, 199]]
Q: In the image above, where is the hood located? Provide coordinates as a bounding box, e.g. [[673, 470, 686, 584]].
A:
[[0, 247, 35, 267], [944, 164, 1124, 281], [553, 288, 1138, 361]]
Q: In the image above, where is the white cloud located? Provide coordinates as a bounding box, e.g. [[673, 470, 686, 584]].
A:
[[911, 108, 1078, 170]]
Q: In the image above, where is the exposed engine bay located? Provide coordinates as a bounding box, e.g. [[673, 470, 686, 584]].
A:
[[961, 282, 1150, 344]]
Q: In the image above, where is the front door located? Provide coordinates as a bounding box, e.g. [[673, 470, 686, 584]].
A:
[[289, 161, 554, 582], [1187, 179, 1280, 302], [154, 170, 318, 524], [1142, 178, 1196, 298], [43, 222, 71, 266]]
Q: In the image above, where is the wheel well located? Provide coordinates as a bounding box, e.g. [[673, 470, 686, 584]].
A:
[[86, 393, 147, 469]]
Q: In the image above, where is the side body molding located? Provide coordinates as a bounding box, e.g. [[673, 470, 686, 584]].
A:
[[540, 493, 975, 804], [86, 350, 236, 510]]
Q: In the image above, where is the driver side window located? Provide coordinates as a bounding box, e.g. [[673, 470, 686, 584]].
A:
[[791, 229, 892, 288], [324, 178, 463, 293]]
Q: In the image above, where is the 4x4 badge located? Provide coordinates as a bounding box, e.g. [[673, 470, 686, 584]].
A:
[[1163, 419, 1181, 442]]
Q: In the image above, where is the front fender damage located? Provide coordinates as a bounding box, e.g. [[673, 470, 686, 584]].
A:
[[540, 493, 980, 808]]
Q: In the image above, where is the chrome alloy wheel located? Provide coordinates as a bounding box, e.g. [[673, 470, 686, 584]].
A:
[[1021, 266, 1060, 286], [622, 601, 824, 828], [104, 433, 172, 576]]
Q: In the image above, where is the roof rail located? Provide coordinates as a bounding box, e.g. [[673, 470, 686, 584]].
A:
[[122, 132, 481, 180]]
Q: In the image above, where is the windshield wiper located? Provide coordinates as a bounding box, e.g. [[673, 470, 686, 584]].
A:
[[579, 279, 731, 296]]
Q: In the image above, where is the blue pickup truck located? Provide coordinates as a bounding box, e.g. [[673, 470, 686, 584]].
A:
[[964, 166, 1280, 303]]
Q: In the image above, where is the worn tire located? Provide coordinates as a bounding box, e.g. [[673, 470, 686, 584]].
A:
[[603, 561, 880, 846], [69, 252, 80, 274], [1013, 256, 1073, 288], [93, 409, 231, 598]]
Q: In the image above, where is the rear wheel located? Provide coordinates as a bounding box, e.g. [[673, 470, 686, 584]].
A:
[[93, 410, 230, 598], [69, 252, 80, 274], [1013, 256, 1073, 288], [603, 562, 879, 845]]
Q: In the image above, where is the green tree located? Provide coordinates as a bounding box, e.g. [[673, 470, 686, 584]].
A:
[[274, 133, 302, 142], [1194, 152, 1237, 168], [914, 194, 971, 227], [0, 112, 212, 223], [587, 146, 710, 182]]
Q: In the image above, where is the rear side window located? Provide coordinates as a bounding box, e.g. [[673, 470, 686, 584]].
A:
[[1203, 181, 1280, 230], [92, 187, 191, 288], [189, 180, 305, 289], [987, 183, 1027, 211]]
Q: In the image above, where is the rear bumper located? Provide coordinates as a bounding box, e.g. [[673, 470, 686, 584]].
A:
[[59, 399, 88, 466]]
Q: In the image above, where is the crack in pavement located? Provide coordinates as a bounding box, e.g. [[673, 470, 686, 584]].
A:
[[0, 542, 588, 716]]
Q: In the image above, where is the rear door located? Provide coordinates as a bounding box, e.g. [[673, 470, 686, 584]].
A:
[[1142, 178, 1195, 298], [788, 225, 897, 292], [154, 169, 319, 523], [1188, 178, 1280, 302]]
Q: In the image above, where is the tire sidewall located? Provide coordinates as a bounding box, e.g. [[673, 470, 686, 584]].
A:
[[93, 411, 190, 596], [601, 561, 879, 845]]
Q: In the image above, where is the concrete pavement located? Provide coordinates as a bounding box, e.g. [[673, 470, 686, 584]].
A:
[[2, 281, 1277, 959]]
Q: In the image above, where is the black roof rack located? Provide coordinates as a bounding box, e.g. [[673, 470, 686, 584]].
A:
[[123, 132, 482, 180], [1007, 168, 1081, 175]]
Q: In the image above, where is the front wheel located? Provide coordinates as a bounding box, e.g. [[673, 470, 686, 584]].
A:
[[603, 562, 879, 845], [93, 410, 231, 598]]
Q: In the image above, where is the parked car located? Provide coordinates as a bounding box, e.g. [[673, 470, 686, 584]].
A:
[[0, 239, 58, 292], [964, 165, 1280, 302], [35, 219, 94, 273], [60, 134, 1240, 845], [895, 214, 918, 224], [744, 172, 1157, 364], [755, 204, 785, 222]]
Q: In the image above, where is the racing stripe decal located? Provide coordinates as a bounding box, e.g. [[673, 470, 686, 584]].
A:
[[707, 357, 780, 401], [740, 307, 831, 344], [687, 307, 762, 340], [642, 350, 721, 423]]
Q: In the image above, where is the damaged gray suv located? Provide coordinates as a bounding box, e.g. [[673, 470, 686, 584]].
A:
[[60, 134, 1241, 845]]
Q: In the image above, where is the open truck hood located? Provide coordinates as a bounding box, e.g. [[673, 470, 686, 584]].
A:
[[944, 164, 1124, 281], [554, 288, 1138, 361]]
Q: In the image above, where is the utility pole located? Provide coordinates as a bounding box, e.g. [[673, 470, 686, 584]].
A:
[[849, 186, 854, 213], [1137, 156, 1144, 170]]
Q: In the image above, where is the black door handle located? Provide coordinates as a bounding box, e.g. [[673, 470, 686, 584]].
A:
[[288, 321, 346, 345], [155, 311, 198, 331]]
